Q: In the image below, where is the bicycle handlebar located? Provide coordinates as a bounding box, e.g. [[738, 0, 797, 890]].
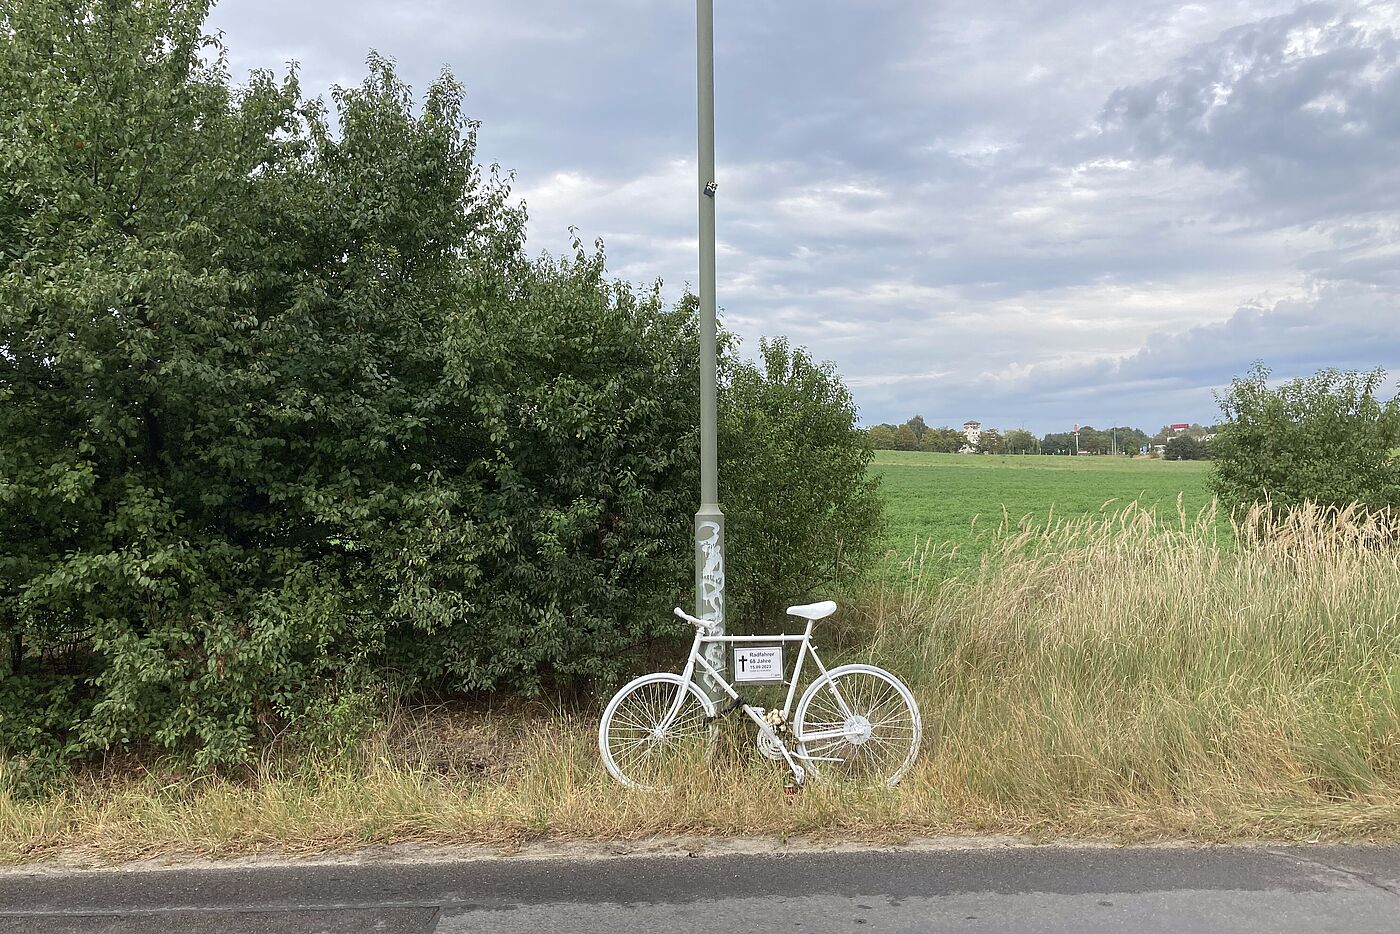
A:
[[672, 607, 710, 628]]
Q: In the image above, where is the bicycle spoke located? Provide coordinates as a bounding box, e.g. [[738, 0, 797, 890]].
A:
[[803, 736, 848, 756], [602, 677, 716, 789], [610, 712, 655, 731], [796, 668, 919, 786]]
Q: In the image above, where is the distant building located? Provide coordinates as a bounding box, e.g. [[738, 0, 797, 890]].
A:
[[962, 420, 982, 450]]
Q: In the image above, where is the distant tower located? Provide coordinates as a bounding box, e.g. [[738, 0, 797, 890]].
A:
[[962, 420, 982, 449]]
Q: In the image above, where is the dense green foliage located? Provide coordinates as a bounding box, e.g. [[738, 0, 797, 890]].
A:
[[920, 427, 966, 453], [1211, 365, 1400, 511], [1165, 434, 1212, 461], [1, 0, 377, 770], [721, 337, 883, 623], [1003, 429, 1039, 455], [0, 0, 881, 776], [865, 424, 898, 450], [974, 428, 1005, 454]]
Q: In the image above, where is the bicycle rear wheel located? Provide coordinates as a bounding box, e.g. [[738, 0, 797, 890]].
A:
[[794, 664, 921, 786], [598, 673, 717, 790]]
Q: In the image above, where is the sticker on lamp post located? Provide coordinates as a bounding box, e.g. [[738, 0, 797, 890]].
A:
[[733, 646, 784, 684]]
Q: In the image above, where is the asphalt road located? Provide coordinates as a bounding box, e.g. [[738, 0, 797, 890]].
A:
[[1, 844, 1398, 933]]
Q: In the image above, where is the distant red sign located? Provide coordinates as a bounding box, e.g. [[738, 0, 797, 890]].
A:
[[1170, 423, 1190, 430]]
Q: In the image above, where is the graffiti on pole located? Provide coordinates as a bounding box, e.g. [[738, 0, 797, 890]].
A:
[[697, 519, 725, 623]]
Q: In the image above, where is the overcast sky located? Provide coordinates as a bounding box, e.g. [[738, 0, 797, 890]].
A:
[[207, 0, 1400, 433]]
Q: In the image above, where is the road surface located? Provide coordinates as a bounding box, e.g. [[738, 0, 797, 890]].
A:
[[1, 844, 1398, 932]]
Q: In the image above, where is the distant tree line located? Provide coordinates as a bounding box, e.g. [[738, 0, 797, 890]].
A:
[[864, 417, 1199, 457], [865, 418, 1022, 454], [865, 415, 1231, 460], [869, 363, 1400, 517], [1041, 426, 1153, 456]]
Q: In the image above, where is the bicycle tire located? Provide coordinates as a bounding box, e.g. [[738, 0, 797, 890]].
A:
[[598, 672, 718, 789], [793, 664, 922, 786]]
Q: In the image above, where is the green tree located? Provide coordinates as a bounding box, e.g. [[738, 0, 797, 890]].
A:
[[921, 427, 964, 453], [1075, 426, 1106, 454], [894, 425, 920, 451], [2, 0, 618, 766], [0, 0, 386, 767], [1078, 426, 1148, 455], [903, 415, 928, 441], [1041, 432, 1074, 455], [1164, 434, 1210, 461], [401, 258, 708, 697], [720, 337, 884, 623], [976, 428, 1006, 454], [0, 0, 890, 776], [867, 425, 897, 449], [1004, 429, 1039, 454], [1108, 426, 1150, 455], [1210, 365, 1400, 511]]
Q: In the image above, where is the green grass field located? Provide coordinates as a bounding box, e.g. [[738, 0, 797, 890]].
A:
[[871, 451, 1216, 575]]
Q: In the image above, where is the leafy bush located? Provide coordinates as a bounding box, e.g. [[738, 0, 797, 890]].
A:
[[1165, 434, 1211, 461], [1211, 364, 1400, 511], [388, 254, 703, 693], [721, 337, 885, 624], [0, 0, 499, 766], [0, 0, 884, 774]]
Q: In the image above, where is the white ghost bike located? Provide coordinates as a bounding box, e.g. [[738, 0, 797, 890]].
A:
[[598, 601, 921, 790]]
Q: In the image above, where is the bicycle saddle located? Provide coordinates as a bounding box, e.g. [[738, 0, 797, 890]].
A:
[[785, 600, 837, 621]]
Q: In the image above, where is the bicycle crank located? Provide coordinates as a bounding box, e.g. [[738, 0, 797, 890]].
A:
[[755, 728, 786, 761]]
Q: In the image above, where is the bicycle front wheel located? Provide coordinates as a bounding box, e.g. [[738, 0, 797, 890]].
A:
[[598, 673, 717, 790], [794, 664, 921, 786]]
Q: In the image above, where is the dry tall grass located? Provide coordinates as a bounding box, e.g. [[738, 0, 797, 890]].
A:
[[859, 500, 1400, 837], [5, 501, 1400, 862]]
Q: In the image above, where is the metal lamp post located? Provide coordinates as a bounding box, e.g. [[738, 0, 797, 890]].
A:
[[694, 0, 727, 689]]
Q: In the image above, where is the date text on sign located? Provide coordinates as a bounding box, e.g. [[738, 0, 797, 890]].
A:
[[733, 646, 784, 684]]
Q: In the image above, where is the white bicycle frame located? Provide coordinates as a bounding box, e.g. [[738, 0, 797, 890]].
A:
[[665, 608, 864, 784]]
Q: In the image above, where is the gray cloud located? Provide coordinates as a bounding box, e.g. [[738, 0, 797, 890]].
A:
[[207, 0, 1400, 434], [1101, 1, 1400, 224], [838, 279, 1400, 433]]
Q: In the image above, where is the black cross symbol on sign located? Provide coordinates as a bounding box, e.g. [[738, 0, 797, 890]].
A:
[[738, 655, 748, 673]]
